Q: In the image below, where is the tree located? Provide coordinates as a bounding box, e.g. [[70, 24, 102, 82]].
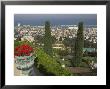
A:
[[44, 21, 53, 56], [58, 49, 68, 57], [51, 36, 57, 44], [63, 37, 75, 53], [34, 35, 43, 43], [74, 22, 84, 66]]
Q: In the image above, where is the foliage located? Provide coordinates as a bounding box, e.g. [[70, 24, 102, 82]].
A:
[[44, 21, 53, 56], [63, 59, 73, 67], [79, 62, 89, 68], [34, 35, 44, 44], [57, 49, 69, 57], [82, 57, 97, 71], [74, 22, 84, 67], [84, 40, 97, 48], [14, 40, 34, 48], [14, 40, 22, 48], [35, 48, 73, 76], [51, 36, 57, 44], [63, 37, 75, 47], [34, 35, 56, 45], [82, 57, 97, 63], [83, 51, 97, 57]]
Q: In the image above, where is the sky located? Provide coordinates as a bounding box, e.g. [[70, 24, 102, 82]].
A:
[[14, 14, 97, 26]]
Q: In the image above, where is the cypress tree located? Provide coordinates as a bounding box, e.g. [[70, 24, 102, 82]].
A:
[[44, 21, 52, 56], [74, 22, 84, 67]]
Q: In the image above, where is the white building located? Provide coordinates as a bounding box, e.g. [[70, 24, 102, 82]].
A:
[[21, 35, 34, 42], [68, 26, 78, 30]]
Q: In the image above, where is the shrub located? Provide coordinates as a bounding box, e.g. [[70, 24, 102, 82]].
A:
[[14, 40, 34, 48], [79, 62, 89, 67], [64, 60, 73, 67], [82, 57, 97, 63], [57, 49, 68, 57], [82, 57, 97, 69], [35, 48, 73, 76]]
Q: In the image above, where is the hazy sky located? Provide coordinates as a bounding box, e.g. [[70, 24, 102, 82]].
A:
[[14, 14, 97, 26]]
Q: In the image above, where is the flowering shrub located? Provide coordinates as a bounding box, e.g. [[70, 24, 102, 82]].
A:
[[14, 44, 33, 56]]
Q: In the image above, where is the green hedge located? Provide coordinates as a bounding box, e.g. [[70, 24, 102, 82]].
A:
[[14, 40, 34, 48], [35, 48, 73, 76], [82, 57, 97, 63]]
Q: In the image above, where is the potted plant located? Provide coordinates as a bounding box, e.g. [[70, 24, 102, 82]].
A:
[[14, 44, 35, 75]]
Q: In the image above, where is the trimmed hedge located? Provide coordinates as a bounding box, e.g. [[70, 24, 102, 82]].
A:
[[35, 48, 73, 76]]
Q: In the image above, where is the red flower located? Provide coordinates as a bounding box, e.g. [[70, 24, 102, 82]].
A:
[[14, 44, 33, 57]]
